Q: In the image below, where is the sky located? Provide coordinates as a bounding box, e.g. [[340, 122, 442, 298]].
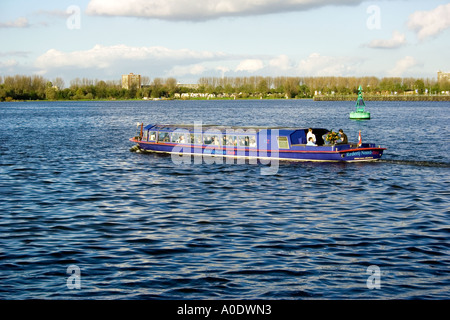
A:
[[0, 0, 449, 86]]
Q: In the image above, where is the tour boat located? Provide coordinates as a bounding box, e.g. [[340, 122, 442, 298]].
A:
[[350, 85, 371, 120], [129, 123, 386, 162]]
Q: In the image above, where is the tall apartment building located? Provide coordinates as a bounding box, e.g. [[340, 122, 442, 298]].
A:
[[122, 73, 141, 89], [437, 71, 450, 83]]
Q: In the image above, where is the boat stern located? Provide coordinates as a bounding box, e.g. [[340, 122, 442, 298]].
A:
[[336, 144, 386, 161]]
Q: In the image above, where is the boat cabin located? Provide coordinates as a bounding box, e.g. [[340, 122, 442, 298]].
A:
[[140, 124, 330, 149]]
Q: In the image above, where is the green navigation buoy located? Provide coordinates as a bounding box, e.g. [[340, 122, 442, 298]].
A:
[[350, 85, 370, 120]]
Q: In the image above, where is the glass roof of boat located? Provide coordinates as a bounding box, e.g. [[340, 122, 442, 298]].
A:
[[145, 124, 327, 131]]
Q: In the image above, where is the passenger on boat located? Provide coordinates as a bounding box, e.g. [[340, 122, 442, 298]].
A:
[[238, 136, 247, 146], [307, 137, 317, 146], [211, 136, 220, 146], [338, 129, 348, 144], [307, 128, 316, 144]]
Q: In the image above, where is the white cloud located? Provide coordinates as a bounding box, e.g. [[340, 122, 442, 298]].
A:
[[86, 0, 363, 21], [167, 64, 206, 77], [269, 54, 292, 70], [164, 52, 359, 79], [296, 53, 356, 76], [367, 30, 406, 49], [0, 59, 19, 68], [0, 17, 29, 28], [0, 51, 30, 58], [388, 56, 421, 77], [407, 3, 450, 40], [235, 59, 264, 73], [216, 66, 230, 77], [35, 44, 225, 73], [34, 9, 72, 19]]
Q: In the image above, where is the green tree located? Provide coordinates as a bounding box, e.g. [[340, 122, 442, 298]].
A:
[[95, 80, 108, 99], [44, 81, 56, 100], [257, 78, 269, 95], [431, 82, 440, 94], [31, 75, 46, 99], [224, 83, 234, 95], [165, 77, 178, 97], [298, 84, 310, 97], [151, 78, 163, 98], [0, 88, 6, 101], [127, 85, 138, 99], [283, 78, 299, 98], [414, 79, 425, 94], [45, 87, 57, 100]]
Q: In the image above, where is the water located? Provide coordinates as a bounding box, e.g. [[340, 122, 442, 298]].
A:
[[0, 99, 449, 299]]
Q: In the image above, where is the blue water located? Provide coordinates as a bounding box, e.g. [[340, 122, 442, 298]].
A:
[[0, 99, 449, 299]]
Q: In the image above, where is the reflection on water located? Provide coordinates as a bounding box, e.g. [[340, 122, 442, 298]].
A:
[[0, 100, 448, 299]]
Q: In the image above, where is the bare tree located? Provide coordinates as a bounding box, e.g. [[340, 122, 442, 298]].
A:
[[53, 77, 65, 90], [141, 76, 150, 86]]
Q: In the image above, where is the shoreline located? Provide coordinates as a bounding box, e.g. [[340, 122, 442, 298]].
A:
[[1, 95, 450, 103], [313, 95, 450, 101]]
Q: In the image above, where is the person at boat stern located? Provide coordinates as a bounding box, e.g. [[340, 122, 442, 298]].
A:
[[307, 137, 317, 146], [307, 128, 316, 144], [338, 129, 348, 144]]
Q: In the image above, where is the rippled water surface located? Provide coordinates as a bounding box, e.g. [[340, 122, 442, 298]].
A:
[[0, 100, 449, 299]]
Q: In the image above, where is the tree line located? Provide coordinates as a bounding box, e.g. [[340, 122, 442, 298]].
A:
[[0, 74, 448, 102], [0, 75, 180, 101], [197, 76, 449, 98]]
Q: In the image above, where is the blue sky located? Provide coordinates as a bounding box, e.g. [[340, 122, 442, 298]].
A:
[[0, 0, 449, 85]]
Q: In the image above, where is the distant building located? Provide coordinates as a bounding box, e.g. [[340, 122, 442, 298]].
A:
[[437, 71, 450, 83], [122, 73, 141, 89]]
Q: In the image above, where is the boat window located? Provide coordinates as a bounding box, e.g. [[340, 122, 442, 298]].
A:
[[212, 136, 220, 146], [203, 134, 212, 145], [148, 131, 156, 141], [249, 136, 257, 147], [238, 136, 249, 147], [171, 132, 186, 143], [158, 132, 171, 143], [225, 135, 237, 146], [190, 133, 202, 144], [238, 135, 256, 147], [143, 130, 148, 141], [277, 137, 289, 149], [204, 134, 221, 146]]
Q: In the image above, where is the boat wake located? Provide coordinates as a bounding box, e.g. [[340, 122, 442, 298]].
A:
[[380, 159, 450, 168]]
